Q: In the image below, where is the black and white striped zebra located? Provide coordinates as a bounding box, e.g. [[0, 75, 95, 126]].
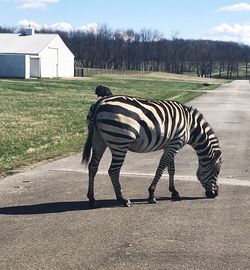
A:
[[82, 95, 222, 207]]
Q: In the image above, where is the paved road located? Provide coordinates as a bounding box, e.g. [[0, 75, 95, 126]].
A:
[[0, 80, 250, 270]]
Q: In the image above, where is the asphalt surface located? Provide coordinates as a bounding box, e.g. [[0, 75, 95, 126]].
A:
[[0, 80, 250, 270]]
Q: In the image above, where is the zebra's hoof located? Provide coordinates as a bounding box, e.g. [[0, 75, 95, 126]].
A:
[[148, 196, 157, 204], [205, 190, 218, 198], [171, 191, 181, 201], [88, 199, 96, 208], [123, 199, 133, 207], [87, 193, 96, 207]]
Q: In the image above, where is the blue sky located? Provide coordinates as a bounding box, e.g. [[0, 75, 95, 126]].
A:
[[1, 0, 250, 44]]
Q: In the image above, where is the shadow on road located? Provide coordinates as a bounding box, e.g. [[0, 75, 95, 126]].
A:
[[0, 196, 207, 215]]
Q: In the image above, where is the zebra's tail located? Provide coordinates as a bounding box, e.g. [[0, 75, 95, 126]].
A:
[[82, 94, 109, 165], [81, 125, 93, 165], [81, 99, 102, 165], [81, 108, 95, 166]]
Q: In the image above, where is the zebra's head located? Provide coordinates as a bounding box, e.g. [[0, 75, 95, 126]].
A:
[[196, 149, 222, 198]]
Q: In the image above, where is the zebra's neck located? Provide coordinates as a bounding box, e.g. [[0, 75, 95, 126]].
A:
[[188, 107, 220, 164]]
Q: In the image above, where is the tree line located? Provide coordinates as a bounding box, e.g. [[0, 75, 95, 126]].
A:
[[1, 25, 250, 78]]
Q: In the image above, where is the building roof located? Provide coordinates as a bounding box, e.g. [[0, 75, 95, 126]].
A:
[[0, 33, 58, 54]]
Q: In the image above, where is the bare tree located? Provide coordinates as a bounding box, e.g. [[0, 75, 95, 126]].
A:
[[1, 24, 249, 78]]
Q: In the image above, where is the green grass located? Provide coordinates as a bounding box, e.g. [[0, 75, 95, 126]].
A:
[[0, 73, 225, 177]]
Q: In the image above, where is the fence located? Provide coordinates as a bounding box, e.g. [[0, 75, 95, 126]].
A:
[[74, 67, 149, 77]]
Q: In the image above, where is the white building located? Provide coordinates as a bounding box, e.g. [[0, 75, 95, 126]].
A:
[[0, 28, 74, 79]]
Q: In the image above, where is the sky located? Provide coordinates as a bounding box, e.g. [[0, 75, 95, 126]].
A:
[[1, 0, 250, 44]]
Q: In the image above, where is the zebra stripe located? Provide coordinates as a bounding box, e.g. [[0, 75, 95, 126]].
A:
[[82, 95, 222, 207]]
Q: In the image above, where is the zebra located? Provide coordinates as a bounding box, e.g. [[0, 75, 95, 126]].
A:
[[82, 95, 222, 207]]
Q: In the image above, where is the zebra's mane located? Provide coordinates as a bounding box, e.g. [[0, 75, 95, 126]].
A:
[[187, 105, 200, 115], [186, 105, 211, 133], [187, 105, 220, 159], [186, 105, 208, 122]]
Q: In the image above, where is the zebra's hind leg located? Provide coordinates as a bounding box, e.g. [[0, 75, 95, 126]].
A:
[[108, 150, 132, 207], [87, 136, 107, 207]]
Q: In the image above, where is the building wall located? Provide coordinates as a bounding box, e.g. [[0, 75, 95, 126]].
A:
[[25, 55, 31, 79], [39, 48, 57, 77], [40, 35, 74, 78], [0, 54, 26, 78]]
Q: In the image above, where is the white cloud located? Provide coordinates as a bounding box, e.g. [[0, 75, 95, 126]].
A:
[[77, 23, 99, 34], [17, 0, 59, 9], [16, 19, 99, 33], [17, 19, 43, 30], [218, 2, 250, 12], [207, 23, 250, 45], [50, 22, 74, 32]]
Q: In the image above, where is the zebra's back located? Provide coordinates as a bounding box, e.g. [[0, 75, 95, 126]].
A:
[[93, 95, 191, 153]]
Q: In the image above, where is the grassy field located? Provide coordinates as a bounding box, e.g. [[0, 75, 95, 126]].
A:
[[0, 73, 227, 177]]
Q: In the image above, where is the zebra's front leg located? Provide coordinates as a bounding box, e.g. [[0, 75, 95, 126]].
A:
[[108, 152, 132, 207], [168, 160, 181, 201], [148, 149, 180, 203], [148, 152, 169, 204]]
